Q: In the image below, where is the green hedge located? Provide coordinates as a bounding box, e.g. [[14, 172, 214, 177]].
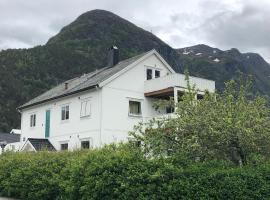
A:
[[1, 146, 270, 200]]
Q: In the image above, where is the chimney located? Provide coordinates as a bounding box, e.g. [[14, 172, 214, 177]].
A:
[[64, 82, 68, 90], [107, 46, 119, 67]]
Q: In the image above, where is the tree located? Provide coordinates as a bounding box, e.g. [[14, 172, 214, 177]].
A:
[[130, 74, 270, 166]]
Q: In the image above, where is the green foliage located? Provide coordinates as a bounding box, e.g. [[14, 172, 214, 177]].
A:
[[131, 75, 270, 165], [1, 147, 270, 199], [0, 151, 74, 200]]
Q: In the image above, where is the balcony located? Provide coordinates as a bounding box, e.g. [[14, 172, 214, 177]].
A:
[[144, 73, 215, 98]]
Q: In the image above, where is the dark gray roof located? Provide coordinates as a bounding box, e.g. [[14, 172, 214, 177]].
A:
[[28, 138, 56, 151], [0, 133, 20, 144], [19, 51, 149, 109]]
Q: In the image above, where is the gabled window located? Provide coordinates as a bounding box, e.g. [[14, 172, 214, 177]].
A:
[[30, 114, 36, 127], [61, 105, 69, 121], [155, 70, 160, 78], [146, 69, 152, 80], [129, 100, 142, 116], [60, 143, 68, 151], [80, 99, 91, 118]]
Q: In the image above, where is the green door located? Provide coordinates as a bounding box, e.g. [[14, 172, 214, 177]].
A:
[[45, 110, 51, 138]]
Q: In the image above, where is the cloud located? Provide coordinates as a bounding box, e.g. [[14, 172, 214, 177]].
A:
[[0, 0, 269, 61]]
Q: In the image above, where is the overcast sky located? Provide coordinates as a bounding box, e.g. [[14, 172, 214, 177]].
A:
[[0, 0, 270, 62]]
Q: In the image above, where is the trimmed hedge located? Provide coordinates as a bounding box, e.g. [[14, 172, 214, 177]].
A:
[[1, 146, 270, 200]]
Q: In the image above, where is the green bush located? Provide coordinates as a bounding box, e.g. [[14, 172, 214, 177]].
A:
[[1, 146, 270, 199]]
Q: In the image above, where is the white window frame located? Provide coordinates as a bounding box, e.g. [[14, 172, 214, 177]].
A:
[[61, 105, 70, 121], [80, 98, 91, 118], [128, 98, 142, 117], [30, 113, 36, 128], [145, 65, 163, 80]]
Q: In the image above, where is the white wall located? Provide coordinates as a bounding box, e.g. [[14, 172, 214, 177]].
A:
[[21, 88, 102, 150], [100, 53, 172, 144]]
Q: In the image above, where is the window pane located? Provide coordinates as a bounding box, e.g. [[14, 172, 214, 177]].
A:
[[166, 106, 175, 114], [81, 100, 91, 117], [197, 94, 204, 100], [155, 70, 160, 78], [85, 101, 91, 116], [30, 115, 33, 127], [129, 101, 141, 115], [146, 69, 152, 80], [66, 109, 69, 120], [30, 114, 36, 127], [80, 101, 85, 117], [33, 115, 36, 126], [81, 141, 90, 149], [61, 105, 69, 120], [61, 143, 68, 150], [61, 108, 65, 120]]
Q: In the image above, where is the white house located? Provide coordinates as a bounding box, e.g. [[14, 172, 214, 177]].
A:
[[17, 47, 215, 152]]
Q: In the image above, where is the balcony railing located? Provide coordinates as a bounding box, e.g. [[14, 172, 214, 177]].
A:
[[144, 73, 215, 94]]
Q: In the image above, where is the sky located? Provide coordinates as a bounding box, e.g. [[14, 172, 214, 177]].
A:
[[0, 0, 270, 62]]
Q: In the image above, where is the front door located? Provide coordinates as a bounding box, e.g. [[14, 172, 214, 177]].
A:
[[45, 110, 51, 138]]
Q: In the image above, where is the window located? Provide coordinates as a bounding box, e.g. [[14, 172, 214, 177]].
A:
[[61, 105, 69, 121], [146, 69, 152, 80], [60, 143, 68, 150], [30, 114, 36, 127], [81, 140, 90, 149], [129, 100, 142, 116], [80, 99, 91, 117], [128, 137, 142, 147], [166, 106, 175, 114], [155, 70, 160, 78], [197, 94, 204, 100]]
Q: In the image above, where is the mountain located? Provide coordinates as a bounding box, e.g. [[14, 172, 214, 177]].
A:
[[0, 10, 270, 132], [177, 44, 270, 93]]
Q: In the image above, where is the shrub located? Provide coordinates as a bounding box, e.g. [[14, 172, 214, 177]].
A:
[[0, 151, 74, 200], [1, 146, 270, 199]]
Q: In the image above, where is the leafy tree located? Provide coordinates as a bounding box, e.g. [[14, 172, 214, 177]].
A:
[[130, 74, 270, 166]]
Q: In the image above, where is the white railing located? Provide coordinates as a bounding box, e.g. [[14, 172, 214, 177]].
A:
[[144, 73, 215, 93]]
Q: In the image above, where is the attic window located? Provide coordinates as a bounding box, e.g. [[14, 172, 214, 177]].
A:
[[155, 70, 160, 78], [146, 69, 152, 80]]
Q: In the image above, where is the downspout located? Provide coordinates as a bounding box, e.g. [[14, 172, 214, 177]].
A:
[[97, 85, 103, 147], [16, 108, 23, 143]]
